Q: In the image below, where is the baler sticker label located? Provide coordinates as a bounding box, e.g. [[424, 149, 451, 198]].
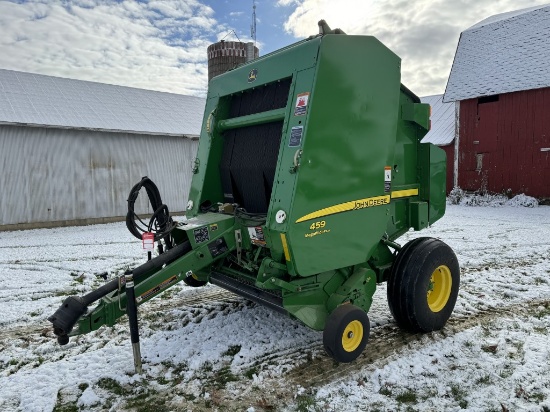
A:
[[289, 126, 304, 147], [193, 226, 210, 243], [248, 68, 258, 83], [248, 226, 266, 246], [294, 92, 310, 116], [384, 166, 392, 192], [136, 275, 178, 303], [295, 195, 390, 223]]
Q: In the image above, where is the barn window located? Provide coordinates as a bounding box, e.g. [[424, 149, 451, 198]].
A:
[[476, 153, 484, 171], [478, 95, 499, 104]]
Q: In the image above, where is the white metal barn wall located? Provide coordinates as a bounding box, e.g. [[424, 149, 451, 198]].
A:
[[0, 125, 198, 227]]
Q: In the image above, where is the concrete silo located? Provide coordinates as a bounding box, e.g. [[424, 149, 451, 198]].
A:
[[207, 40, 259, 81]]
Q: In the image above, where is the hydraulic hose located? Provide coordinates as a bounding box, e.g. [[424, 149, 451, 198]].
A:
[[126, 176, 175, 249]]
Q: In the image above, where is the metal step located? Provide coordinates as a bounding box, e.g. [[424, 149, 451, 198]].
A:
[[209, 271, 286, 314]]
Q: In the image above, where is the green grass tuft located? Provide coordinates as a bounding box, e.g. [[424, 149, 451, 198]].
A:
[[396, 390, 417, 404], [222, 344, 242, 357], [97, 377, 128, 396]]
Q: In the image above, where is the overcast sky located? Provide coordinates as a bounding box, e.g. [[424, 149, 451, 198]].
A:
[[0, 0, 548, 98]]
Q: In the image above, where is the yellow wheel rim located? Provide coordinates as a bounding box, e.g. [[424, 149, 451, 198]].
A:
[[427, 265, 452, 312], [342, 320, 363, 352]]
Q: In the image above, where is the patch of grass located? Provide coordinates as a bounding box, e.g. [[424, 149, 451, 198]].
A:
[[160, 289, 177, 300], [157, 376, 169, 385], [53, 390, 78, 412], [173, 361, 189, 375], [182, 393, 196, 401], [143, 312, 163, 322], [475, 375, 492, 385], [52, 403, 78, 412], [212, 366, 239, 389], [395, 390, 417, 404], [29, 311, 40, 317], [222, 344, 241, 357], [78, 383, 89, 392], [420, 389, 438, 401], [516, 386, 545, 403], [529, 392, 545, 402], [244, 366, 259, 380], [55, 289, 79, 297], [534, 277, 547, 285], [160, 360, 175, 369], [255, 397, 276, 411], [161, 360, 188, 376], [481, 344, 498, 354], [295, 394, 316, 412], [379, 386, 392, 397], [126, 392, 170, 412], [9, 359, 18, 366], [97, 377, 128, 396], [202, 361, 213, 373], [534, 302, 550, 319], [450, 384, 467, 406]]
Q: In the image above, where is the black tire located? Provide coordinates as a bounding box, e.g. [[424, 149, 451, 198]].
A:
[[183, 273, 207, 287], [387, 237, 460, 332], [323, 304, 370, 363]]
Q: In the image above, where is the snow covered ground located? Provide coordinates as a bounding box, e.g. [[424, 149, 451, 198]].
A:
[[0, 203, 549, 411]]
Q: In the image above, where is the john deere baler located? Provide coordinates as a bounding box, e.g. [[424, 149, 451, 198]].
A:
[[50, 21, 459, 364]]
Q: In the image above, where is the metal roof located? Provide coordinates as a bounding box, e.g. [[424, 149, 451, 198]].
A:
[[0, 69, 205, 137], [444, 4, 550, 102], [420, 94, 455, 146]]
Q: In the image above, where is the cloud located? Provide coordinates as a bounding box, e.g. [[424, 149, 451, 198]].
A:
[[277, 0, 300, 6], [0, 0, 223, 96], [279, 0, 550, 96]]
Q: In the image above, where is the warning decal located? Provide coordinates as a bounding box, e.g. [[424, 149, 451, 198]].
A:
[[294, 92, 310, 116], [384, 166, 392, 192], [248, 226, 266, 246], [136, 275, 178, 303], [289, 126, 304, 147]]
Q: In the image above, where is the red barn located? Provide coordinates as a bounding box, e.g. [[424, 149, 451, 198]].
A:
[[443, 5, 550, 199], [420, 94, 457, 194]]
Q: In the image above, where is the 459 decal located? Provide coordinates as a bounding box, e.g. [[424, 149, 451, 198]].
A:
[[309, 220, 326, 230], [305, 220, 331, 239]]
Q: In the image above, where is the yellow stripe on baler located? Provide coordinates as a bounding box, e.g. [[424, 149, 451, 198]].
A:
[[391, 188, 419, 199], [280, 233, 291, 261]]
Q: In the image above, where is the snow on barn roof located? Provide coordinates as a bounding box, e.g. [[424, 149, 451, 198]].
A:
[[0, 69, 205, 137], [420, 94, 455, 146], [444, 4, 550, 102]]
